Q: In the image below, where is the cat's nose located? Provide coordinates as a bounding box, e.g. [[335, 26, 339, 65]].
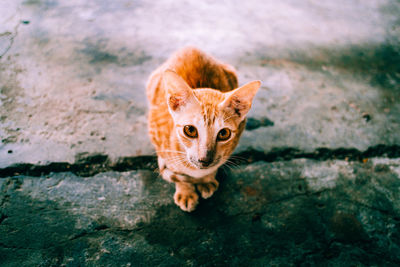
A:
[[198, 157, 213, 167], [198, 149, 214, 167]]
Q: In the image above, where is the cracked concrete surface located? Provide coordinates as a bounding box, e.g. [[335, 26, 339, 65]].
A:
[[1, 159, 400, 265], [1, 0, 400, 265]]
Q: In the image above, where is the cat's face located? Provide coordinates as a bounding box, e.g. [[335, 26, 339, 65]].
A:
[[163, 70, 260, 170], [170, 91, 245, 169]]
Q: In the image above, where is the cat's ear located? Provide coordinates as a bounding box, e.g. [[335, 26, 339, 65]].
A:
[[163, 70, 199, 113], [220, 80, 261, 120]]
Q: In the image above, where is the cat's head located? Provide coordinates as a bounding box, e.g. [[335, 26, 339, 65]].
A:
[[163, 70, 260, 170]]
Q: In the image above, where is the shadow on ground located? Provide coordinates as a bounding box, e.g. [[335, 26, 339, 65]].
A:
[[1, 159, 400, 266]]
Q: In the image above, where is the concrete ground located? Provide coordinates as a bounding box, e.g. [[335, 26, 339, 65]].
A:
[[1, 0, 400, 266]]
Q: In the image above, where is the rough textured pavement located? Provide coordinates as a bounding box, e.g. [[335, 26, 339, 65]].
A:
[[1, 0, 400, 266]]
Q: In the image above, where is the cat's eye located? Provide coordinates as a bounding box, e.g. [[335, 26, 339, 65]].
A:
[[217, 128, 231, 141], [183, 125, 198, 138]]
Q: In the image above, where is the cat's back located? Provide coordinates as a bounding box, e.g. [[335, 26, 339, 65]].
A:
[[168, 47, 238, 90], [146, 47, 238, 106]]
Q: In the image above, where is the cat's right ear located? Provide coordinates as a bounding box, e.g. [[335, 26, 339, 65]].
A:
[[163, 70, 199, 113]]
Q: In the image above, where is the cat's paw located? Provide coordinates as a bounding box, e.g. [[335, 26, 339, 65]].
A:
[[197, 180, 219, 199], [174, 190, 199, 212]]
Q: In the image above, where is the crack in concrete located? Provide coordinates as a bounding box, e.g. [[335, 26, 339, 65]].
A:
[[234, 144, 400, 164], [67, 225, 144, 244], [67, 224, 111, 242], [0, 155, 157, 178], [0, 225, 144, 252], [340, 198, 398, 219], [0, 144, 399, 178], [0, 242, 38, 251], [0, 19, 20, 59]]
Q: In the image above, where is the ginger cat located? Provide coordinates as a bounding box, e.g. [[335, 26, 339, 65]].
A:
[[146, 47, 260, 212]]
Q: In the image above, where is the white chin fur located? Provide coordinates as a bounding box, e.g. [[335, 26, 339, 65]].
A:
[[183, 163, 221, 178]]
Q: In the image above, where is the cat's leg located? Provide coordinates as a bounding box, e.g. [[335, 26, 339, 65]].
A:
[[158, 156, 172, 182], [174, 182, 199, 212], [158, 156, 199, 211], [196, 172, 219, 199]]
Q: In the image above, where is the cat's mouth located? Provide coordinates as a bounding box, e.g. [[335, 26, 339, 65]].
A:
[[190, 157, 221, 169], [199, 164, 214, 169]]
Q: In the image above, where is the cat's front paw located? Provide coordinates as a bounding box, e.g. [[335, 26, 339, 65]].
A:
[[174, 187, 199, 212], [197, 180, 219, 199]]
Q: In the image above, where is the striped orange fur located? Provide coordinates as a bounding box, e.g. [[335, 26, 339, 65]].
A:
[[146, 47, 260, 211]]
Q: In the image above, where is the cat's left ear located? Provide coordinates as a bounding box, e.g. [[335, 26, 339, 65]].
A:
[[220, 80, 261, 120], [163, 70, 200, 114]]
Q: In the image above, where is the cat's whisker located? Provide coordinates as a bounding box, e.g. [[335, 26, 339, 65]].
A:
[[223, 161, 240, 170], [166, 156, 184, 163], [229, 155, 248, 160], [227, 155, 249, 164], [156, 150, 187, 155], [221, 156, 243, 171], [167, 155, 191, 169], [221, 163, 237, 173], [171, 155, 195, 169]]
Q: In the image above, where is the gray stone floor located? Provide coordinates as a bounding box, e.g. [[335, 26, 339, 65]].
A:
[[1, 0, 400, 266]]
